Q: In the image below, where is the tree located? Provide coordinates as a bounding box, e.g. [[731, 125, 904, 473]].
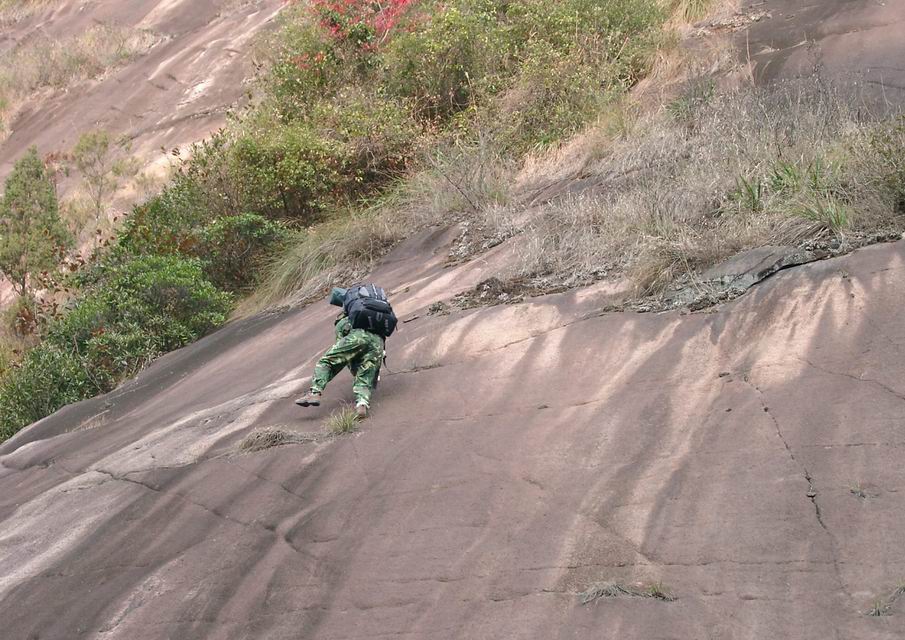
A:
[[71, 130, 137, 247], [0, 147, 72, 297]]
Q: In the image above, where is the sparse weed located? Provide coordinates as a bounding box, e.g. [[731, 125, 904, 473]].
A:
[[850, 483, 868, 499], [0, 0, 60, 26], [864, 580, 905, 616], [866, 599, 890, 617], [0, 24, 159, 131], [645, 581, 676, 601], [666, 77, 715, 122], [326, 406, 360, 435]]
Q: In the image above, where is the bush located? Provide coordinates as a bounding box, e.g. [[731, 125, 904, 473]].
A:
[[381, 0, 662, 141], [309, 91, 419, 184], [0, 255, 231, 441], [231, 121, 344, 221], [116, 178, 209, 257], [193, 213, 289, 292], [0, 345, 94, 441], [268, 18, 342, 119], [381, 2, 509, 121]]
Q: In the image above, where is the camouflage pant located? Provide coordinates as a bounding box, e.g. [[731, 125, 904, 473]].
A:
[[311, 328, 384, 406]]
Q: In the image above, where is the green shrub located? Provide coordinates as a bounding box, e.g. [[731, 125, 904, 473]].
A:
[[309, 91, 419, 184], [380, 0, 662, 146], [90, 165, 293, 294], [0, 255, 231, 441], [267, 17, 348, 120], [193, 213, 289, 292], [88, 255, 232, 350], [116, 178, 208, 257], [382, 2, 510, 121], [231, 120, 344, 221], [0, 344, 94, 441]]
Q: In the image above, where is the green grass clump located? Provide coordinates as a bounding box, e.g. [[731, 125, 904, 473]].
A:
[[644, 581, 676, 601], [326, 406, 360, 435]]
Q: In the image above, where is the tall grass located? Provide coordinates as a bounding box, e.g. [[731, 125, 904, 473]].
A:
[[492, 79, 905, 294], [238, 212, 401, 313]]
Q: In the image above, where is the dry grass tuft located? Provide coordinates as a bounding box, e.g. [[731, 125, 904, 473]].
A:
[[237, 212, 401, 315], [579, 582, 636, 604], [580, 580, 676, 604], [238, 427, 321, 453], [670, 0, 717, 23]]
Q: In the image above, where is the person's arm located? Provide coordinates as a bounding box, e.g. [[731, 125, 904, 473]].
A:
[[334, 314, 352, 339]]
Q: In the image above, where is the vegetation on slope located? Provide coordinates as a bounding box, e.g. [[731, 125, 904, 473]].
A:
[[0, 0, 667, 440], [2, 0, 903, 443], [487, 80, 905, 294], [0, 0, 59, 27]]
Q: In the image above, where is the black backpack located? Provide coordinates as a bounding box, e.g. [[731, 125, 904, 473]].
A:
[[343, 284, 397, 338]]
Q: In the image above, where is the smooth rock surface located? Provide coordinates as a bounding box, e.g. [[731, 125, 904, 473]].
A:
[[2, 231, 904, 639]]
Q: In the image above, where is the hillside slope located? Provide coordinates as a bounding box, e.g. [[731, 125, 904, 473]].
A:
[[1, 227, 904, 638], [2, 1, 905, 638], [0, 0, 284, 183]]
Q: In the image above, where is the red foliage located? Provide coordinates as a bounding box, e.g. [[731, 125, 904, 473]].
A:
[[309, 0, 417, 45]]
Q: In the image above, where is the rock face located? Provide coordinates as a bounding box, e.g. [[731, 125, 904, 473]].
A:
[[0, 0, 285, 183], [2, 2, 905, 638], [739, 0, 905, 104], [1, 227, 904, 639]]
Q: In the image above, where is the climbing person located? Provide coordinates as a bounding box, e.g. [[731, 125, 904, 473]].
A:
[[295, 284, 398, 418]]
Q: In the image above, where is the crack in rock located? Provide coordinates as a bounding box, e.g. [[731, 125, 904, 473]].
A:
[[798, 357, 905, 405], [742, 377, 851, 605], [91, 468, 315, 562]]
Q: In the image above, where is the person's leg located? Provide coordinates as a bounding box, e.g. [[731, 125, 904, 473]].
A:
[[351, 341, 383, 414], [297, 338, 360, 406], [311, 347, 351, 394]]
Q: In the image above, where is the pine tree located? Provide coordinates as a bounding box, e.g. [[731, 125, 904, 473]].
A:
[[0, 147, 72, 296]]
